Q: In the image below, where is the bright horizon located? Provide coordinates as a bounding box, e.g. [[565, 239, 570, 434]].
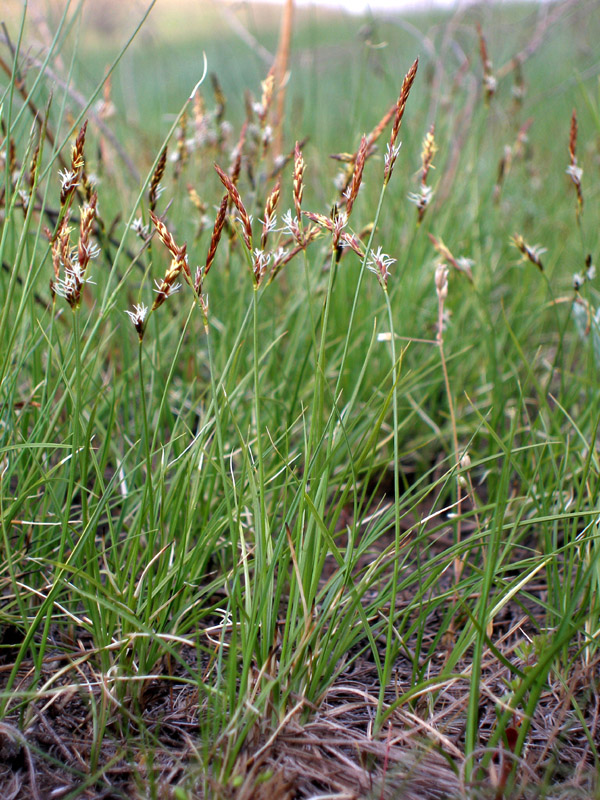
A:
[[250, 0, 549, 13]]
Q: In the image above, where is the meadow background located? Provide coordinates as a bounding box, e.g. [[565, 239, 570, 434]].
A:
[[1, 0, 600, 798]]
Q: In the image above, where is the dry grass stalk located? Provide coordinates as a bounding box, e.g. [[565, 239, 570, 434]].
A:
[[384, 58, 418, 185], [567, 109, 583, 217], [273, 0, 294, 157]]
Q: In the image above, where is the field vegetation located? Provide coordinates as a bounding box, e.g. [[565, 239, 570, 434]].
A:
[[1, 0, 600, 797]]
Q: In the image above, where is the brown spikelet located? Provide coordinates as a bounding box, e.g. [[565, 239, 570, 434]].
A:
[[567, 109, 583, 217], [568, 110, 577, 164], [412, 124, 437, 223], [29, 143, 40, 189], [151, 261, 184, 311], [511, 233, 545, 271], [346, 135, 368, 217], [149, 210, 180, 257], [293, 141, 305, 221], [268, 226, 320, 285], [187, 184, 206, 214], [174, 110, 188, 179], [50, 217, 68, 280], [244, 89, 254, 123], [77, 192, 98, 274], [71, 120, 87, 173], [477, 23, 497, 103], [58, 220, 72, 278], [199, 193, 229, 289], [428, 233, 473, 282], [229, 121, 247, 187], [384, 58, 418, 184], [98, 72, 116, 120], [493, 145, 511, 204], [512, 59, 525, 109], [340, 232, 365, 259], [303, 211, 334, 233], [257, 67, 275, 126], [211, 73, 226, 123], [192, 91, 208, 147], [214, 162, 253, 250], [59, 173, 78, 210], [513, 117, 533, 159], [421, 124, 437, 186], [261, 179, 281, 249], [149, 146, 167, 212], [8, 138, 16, 182]]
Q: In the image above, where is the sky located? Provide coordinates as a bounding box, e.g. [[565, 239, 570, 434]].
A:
[[253, 0, 546, 12]]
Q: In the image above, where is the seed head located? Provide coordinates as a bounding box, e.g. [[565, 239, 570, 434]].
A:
[[149, 146, 167, 212], [214, 162, 253, 250], [367, 246, 396, 290], [511, 234, 545, 271], [435, 263, 449, 301], [125, 303, 148, 341], [346, 135, 368, 217], [293, 141, 305, 221], [200, 193, 229, 288], [385, 58, 418, 185]]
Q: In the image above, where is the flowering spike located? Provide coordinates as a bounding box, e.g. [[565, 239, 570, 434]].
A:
[[566, 109, 583, 218], [214, 162, 253, 250], [384, 58, 418, 185], [149, 146, 167, 211], [511, 233, 545, 271], [125, 303, 148, 341], [346, 135, 368, 217]]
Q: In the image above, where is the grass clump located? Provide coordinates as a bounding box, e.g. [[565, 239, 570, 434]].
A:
[[1, 1, 600, 798]]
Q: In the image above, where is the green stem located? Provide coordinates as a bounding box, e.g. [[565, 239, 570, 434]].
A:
[[335, 182, 388, 398], [375, 289, 401, 730], [138, 341, 156, 531]]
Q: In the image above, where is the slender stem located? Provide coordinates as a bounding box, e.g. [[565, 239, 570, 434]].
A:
[[437, 291, 463, 581], [375, 289, 401, 729], [73, 309, 88, 528], [253, 286, 268, 552], [138, 341, 155, 528], [335, 182, 387, 398]]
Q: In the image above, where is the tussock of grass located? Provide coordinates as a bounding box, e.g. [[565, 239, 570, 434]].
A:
[[1, 1, 600, 798]]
